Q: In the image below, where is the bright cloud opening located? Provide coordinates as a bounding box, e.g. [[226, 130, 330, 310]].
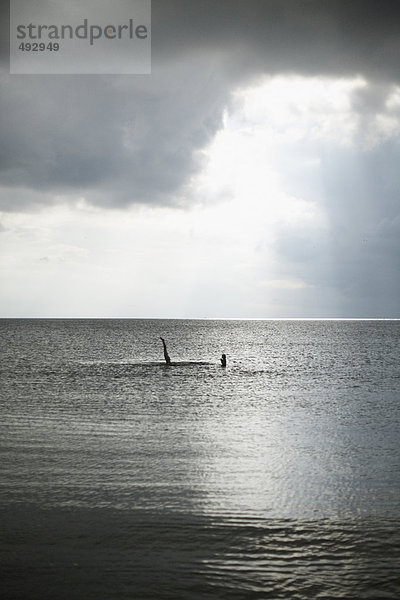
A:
[[1, 75, 399, 317]]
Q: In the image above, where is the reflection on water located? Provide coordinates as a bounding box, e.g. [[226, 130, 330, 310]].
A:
[[3, 387, 399, 519], [1, 319, 400, 598]]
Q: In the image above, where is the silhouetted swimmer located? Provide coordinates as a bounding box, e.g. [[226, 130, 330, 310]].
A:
[[220, 353, 227, 367], [160, 337, 171, 364]]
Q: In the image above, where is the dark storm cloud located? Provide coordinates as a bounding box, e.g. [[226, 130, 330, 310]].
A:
[[153, 0, 400, 81], [1, 0, 400, 211], [0, 55, 230, 210]]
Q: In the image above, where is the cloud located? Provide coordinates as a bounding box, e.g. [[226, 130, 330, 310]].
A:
[[154, 0, 400, 81], [268, 138, 400, 317], [210, 76, 400, 317], [1, 1, 400, 317], [2, 1, 400, 213], [0, 65, 230, 210]]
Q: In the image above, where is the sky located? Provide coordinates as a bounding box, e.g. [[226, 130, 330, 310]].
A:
[[1, 0, 400, 318]]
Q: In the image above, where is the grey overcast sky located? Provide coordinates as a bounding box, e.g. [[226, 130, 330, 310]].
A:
[[1, 0, 400, 318]]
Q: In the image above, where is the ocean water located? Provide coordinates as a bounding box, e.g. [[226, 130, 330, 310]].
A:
[[1, 319, 399, 599]]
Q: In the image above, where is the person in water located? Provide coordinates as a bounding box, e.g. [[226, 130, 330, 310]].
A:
[[220, 353, 227, 367], [160, 337, 171, 364]]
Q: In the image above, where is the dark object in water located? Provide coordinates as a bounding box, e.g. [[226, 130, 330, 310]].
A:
[[220, 353, 227, 367], [160, 337, 171, 364]]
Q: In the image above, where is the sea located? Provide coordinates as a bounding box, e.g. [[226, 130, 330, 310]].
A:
[[1, 318, 399, 599]]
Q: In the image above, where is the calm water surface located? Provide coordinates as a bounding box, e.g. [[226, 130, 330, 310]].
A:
[[1, 319, 400, 598]]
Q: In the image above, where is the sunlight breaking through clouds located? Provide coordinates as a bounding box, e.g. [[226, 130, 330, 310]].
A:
[[1, 75, 399, 317]]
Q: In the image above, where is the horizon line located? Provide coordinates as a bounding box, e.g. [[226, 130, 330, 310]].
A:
[[0, 317, 399, 321]]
